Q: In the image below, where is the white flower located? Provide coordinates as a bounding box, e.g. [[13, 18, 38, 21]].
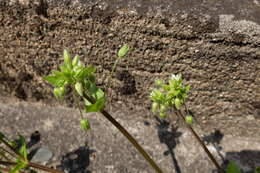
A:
[[171, 74, 181, 81]]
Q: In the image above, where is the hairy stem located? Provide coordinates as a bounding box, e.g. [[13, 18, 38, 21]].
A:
[[176, 111, 224, 173], [83, 93, 164, 173], [73, 89, 84, 119]]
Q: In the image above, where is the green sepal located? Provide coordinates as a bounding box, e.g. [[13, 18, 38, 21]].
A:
[[84, 98, 92, 106], [75, 65, 96, 81], [85, 97, 105, 113], [118, 44, 129, 57], [18, 135, 27, 160], [80, 119, 91, 131], [226, 161, 241, 173], [44, 75, 66, 87], [72, 55, 80, 67], [75, 82, 84, 96], [63, 49, 72, 69]]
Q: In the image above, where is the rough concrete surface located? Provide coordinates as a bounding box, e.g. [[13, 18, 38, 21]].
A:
[[0, 0, 260, 172], [0, 97, 260, 173]]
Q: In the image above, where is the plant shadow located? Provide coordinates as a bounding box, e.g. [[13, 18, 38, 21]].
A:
[[202, 130, 260, 173], [56, 144, 95, 173], [154, 116, 183, 173]]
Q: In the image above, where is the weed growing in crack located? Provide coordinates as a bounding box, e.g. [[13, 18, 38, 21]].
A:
[[150, 74, 248, 173], [44, 46, 164, 172]]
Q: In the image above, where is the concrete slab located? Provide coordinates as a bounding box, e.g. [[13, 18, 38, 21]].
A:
[[0, 97, 259, 173]]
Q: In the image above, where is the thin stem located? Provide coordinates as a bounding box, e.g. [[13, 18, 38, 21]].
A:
[[176, 111, 224, 173], [106, 58, 120, 93], [73, 89, 84, 119], [0, 160, 65, 173], [0, 138, 22, 160], [83, 93, 164, 173], [0, 147, 14, 161]]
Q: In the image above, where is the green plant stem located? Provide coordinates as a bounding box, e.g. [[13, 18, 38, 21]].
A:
[[0, 165, 26, 173], [0, 160, 65, 173], [176, 111, 224, 173], [82, 93, 164, 173], [0, 147, 14, 161], [106, 58, 120, 92], [0, 138, 22, 160], [73, 89, 84, 119]]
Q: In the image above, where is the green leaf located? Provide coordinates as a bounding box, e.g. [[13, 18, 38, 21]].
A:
[[9, 162, 27, 173], [226, 161, 241, 173], [255, 167, 260, 173], [185, 115, 193, 125], [83, 98, 92, 106], [44, 75, 66, 87], [88, 84, 105, 100], [80, 119, 91, 131], [174, 98, 182, 110], [150, 89, 164, 102], [18, 135, 27, 160], [75, 65, 96, 80], [75, 82, 84, 96], [85, 97, 105, 113], [118, 44, 129, 57]]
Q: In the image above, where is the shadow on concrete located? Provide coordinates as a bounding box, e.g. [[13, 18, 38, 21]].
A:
[[154, 116, 183, 173], [56, 143, 95, 173], [219, 150, 260, 173], [202, 130, 260, 173], [202, 129, 226, 163]]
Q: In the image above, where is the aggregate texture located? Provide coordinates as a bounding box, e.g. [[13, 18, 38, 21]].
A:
[[0, 0, 260, 172]]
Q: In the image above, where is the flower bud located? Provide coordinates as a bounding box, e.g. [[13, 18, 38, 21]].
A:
[[151, 102, 159, 113], [53, 87, 65, 99], [80, 119, 90, 131], [72, 55, 80, 67], [174, 98, 181, 110], [159, 111, 167, 118], [155, 79, 163, 86], [63, 49, 72, 68], [160, 104, 167, 112], [75, 82, 83, 96], [185, 115, 193, 125]]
